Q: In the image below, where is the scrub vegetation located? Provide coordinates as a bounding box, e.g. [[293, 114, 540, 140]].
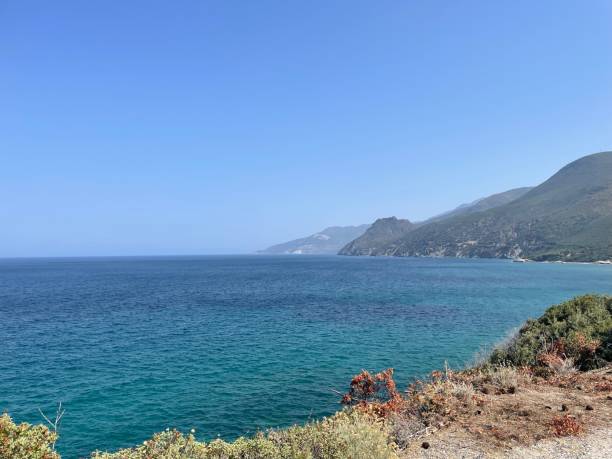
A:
[[490, 294, 612, 369]]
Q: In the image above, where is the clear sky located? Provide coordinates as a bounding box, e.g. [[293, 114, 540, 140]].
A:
[[1, 1, 611, 256]]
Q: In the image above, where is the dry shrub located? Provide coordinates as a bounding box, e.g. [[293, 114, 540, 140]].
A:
[[488, 365, 519, 393], [537, 351, 563, 368], [450, 381, 476, 405], [537, 333, 599, 375], [550, 415, 584, 437], [400, 367, 484, 432], [341, 369, 405, 417], [538, 353, 578, 376], [386, 414, 426, 449], [565, 333, 601, 360]]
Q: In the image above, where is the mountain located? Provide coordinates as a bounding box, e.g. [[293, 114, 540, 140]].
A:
[[425, 187, 533, 223], [339, 187, 532, 256], [348, 152, 612, 261], [338, 217, 414, 256], [259, 224, 370, 254]]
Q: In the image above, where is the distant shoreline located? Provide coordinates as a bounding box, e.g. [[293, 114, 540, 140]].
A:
[[512, 257, 612, 265]]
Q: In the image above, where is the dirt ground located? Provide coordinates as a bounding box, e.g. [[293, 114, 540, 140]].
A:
[[399, 367, 612, 458]]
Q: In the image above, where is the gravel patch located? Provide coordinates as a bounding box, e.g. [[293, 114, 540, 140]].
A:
[[505, 428, 612, 459]]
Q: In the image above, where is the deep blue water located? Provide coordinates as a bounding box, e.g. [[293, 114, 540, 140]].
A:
[[1, 255, 611, 458]]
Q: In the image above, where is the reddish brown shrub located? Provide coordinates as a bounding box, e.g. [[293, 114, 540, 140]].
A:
[[550, 415, 584, 436], [572, 333, 600, 354], [537, 333, 602, 372], [341, 368, 405, 417]]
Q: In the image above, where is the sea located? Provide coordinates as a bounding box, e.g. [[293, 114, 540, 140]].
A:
[[1, 255, 611, 458]]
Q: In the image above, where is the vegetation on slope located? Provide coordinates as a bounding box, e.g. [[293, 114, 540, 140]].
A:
[[339, 187, 533, 256], [0, 413, 59, 459], [3, 295, 611, 458], [490, 294, 612, 369], [342, 152, 612, 261], [424, 186, 533, 224], [1, 412, 396, 459], [338, 217, 414, 256], [404, 152, 612, 261]]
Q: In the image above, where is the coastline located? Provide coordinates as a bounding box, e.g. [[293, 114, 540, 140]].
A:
[[513, 258, 612, 265]]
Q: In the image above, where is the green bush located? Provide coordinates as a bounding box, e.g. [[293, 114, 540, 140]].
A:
[[0, 413, 60, 459], [92, 411, 397, 459], [490, 295, 612, 369]]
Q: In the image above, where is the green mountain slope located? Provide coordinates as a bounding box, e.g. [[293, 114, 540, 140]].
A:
[[380, 152, 612, 261], [339, 187, 533, 256], [425, 187, 533, 223], [338, 217, 414, 255]]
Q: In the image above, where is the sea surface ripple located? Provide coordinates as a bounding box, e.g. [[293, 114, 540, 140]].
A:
[[1, 255, 611, 458]]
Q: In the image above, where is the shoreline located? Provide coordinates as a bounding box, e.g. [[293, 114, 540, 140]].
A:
[[512, 258, 612, 265]]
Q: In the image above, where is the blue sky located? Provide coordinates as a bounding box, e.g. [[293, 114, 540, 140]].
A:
[[1, 1, 611, 256]]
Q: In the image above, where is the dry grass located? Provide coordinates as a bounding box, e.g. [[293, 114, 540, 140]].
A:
[[450, 382, 476, 406], [487, 365, 520, 393]]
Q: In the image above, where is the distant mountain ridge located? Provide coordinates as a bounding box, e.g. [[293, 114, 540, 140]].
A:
[[425, 187, 533, 223], [264, 187, 533, 256], [338, 187, 532, 256], [259, 224, 370, 254], [341, 152, 612, 262]]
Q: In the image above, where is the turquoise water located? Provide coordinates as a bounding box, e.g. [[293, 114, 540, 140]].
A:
[[1, 255, 611, 458]]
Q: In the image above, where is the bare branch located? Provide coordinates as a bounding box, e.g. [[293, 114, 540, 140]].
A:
[[38, 402, 65, 451]]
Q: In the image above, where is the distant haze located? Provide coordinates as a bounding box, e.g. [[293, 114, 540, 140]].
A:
[[1, 1, 611, 257]]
